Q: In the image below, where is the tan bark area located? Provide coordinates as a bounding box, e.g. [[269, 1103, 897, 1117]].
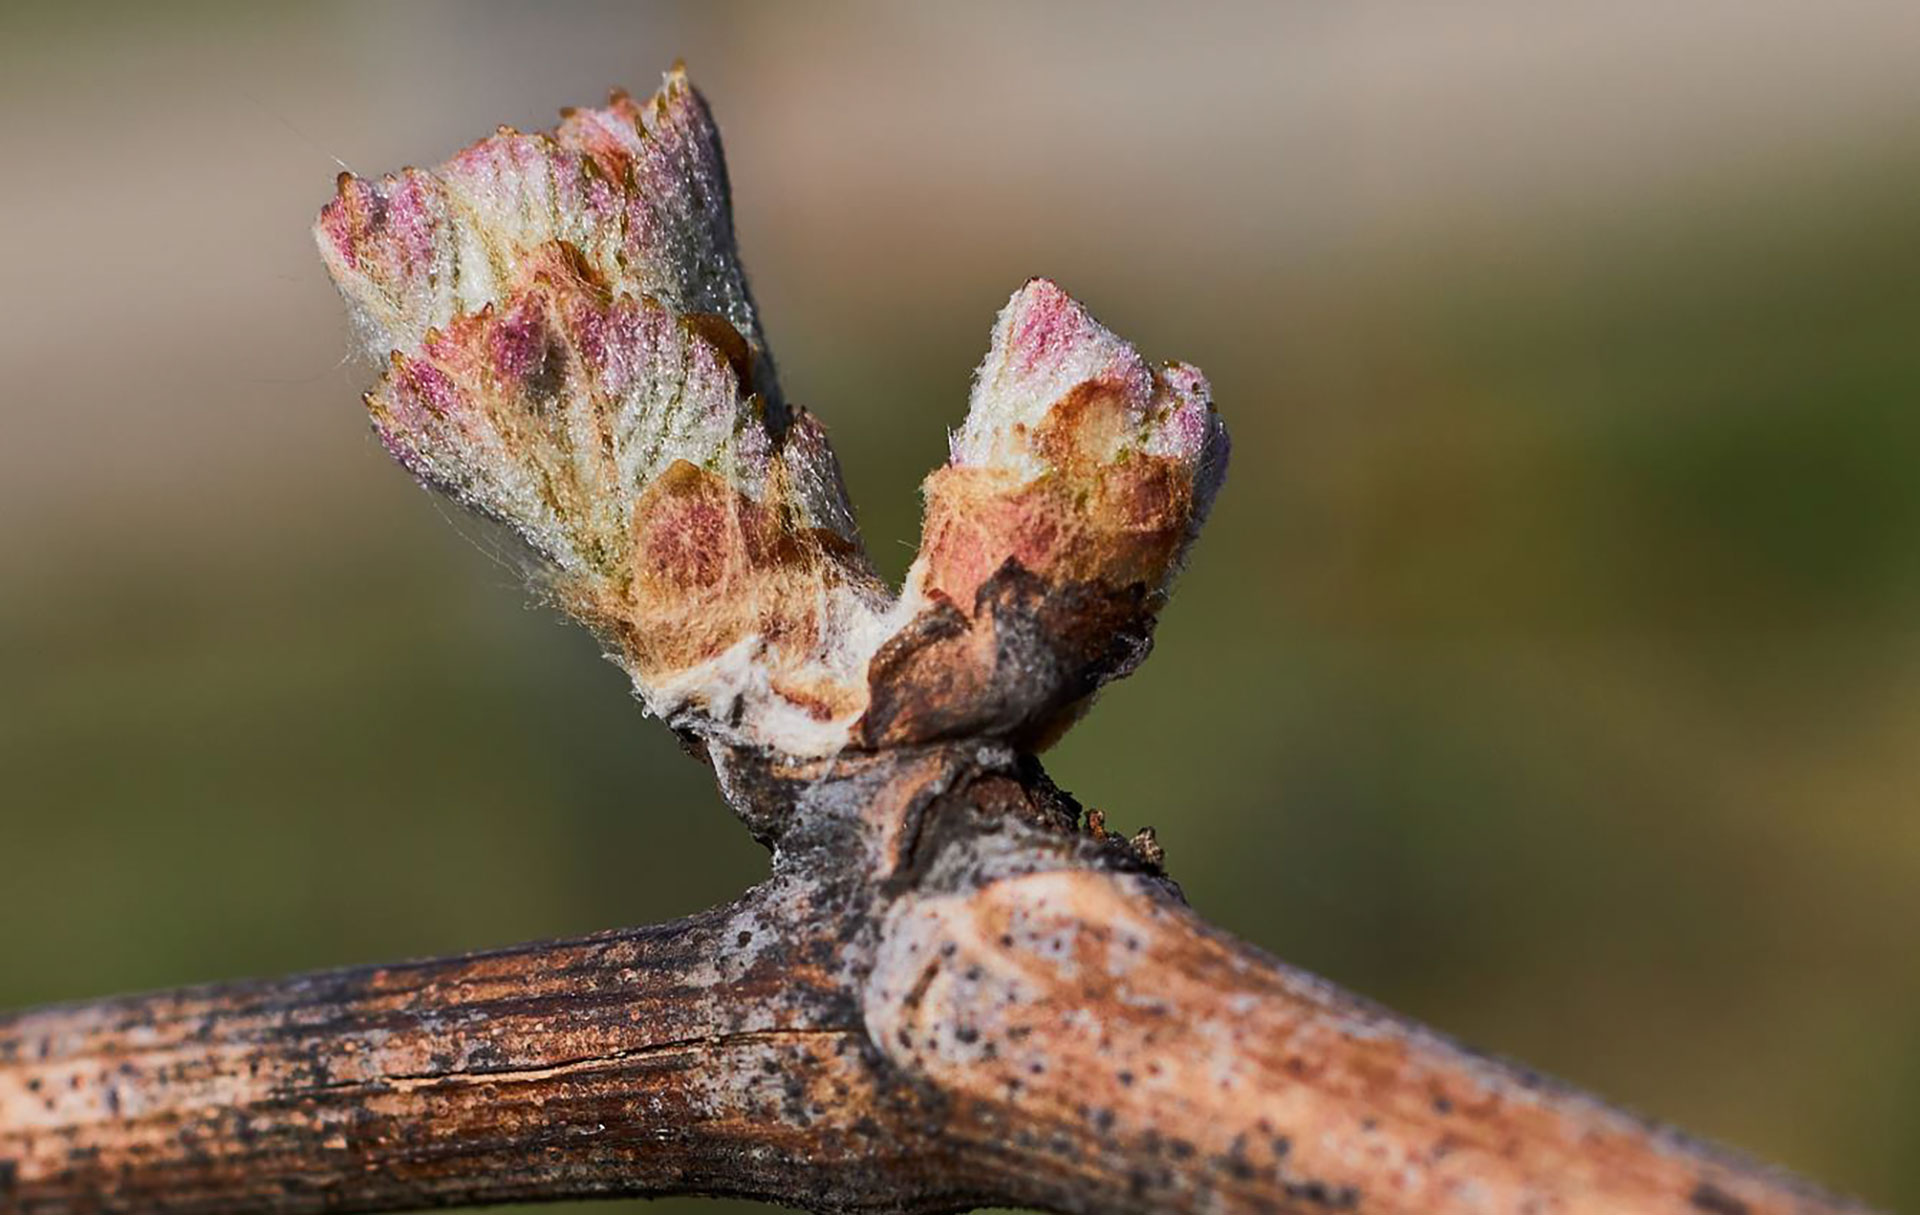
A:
[[874, 867, 1859, 1215], [2, 749, 1875, 1215]]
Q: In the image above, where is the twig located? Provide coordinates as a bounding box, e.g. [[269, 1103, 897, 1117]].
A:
[[1, 747, 1870, 1214], [0, 65, 1882, 1215]]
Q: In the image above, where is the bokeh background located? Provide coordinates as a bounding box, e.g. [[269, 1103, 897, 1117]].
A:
[[4, 2, 1919, 1210]]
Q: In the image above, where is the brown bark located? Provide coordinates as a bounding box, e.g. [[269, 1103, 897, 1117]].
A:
[[0, 744, 1876, 1215]]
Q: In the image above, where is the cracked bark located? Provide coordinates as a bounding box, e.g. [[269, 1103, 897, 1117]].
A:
[[0, 744, 1876, 1215]]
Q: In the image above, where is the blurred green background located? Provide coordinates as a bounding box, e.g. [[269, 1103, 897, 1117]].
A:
[[3, 2, 1918, 1210]]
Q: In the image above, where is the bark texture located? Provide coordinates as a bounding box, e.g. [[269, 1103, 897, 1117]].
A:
[[0, 745, 1874, 1215]]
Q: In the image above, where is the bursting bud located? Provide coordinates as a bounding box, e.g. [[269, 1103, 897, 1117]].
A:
[[861, 280, 1228, 748], [317, 67, 1226, 762]]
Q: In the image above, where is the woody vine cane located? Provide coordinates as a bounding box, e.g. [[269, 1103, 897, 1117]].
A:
[[0, 66, 1877, 1215]]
